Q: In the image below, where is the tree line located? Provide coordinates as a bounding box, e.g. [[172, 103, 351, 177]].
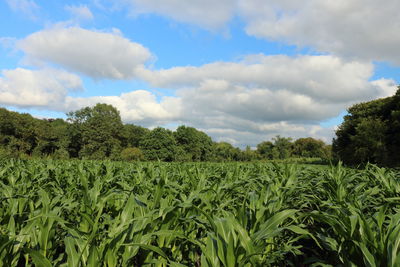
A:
[[0, 103, 331, 162]]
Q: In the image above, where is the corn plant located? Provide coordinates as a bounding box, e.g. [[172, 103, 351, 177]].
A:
[[0, 159, 399, 266]]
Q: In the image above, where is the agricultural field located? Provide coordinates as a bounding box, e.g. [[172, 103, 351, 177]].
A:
[[0, 159, 400, 266]]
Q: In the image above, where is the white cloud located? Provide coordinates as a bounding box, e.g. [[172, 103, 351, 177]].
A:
[[65, 5, 94, 21], [137, 54, 396, 145], [371, 79, 399, 99], [142, 55, 392, 104], [125, 0, 236, 30], [0, 67, 180, 126], [5, 0, 39, 19], [0, 68, 82, 109], [114, 0, 400, 64], [17, 26, 152, 79], [238, 0, 400, 64], [65, 90, 182, 126]]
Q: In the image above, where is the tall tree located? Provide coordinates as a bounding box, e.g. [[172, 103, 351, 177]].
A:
[[272, 135, 293, 159], [67, 103, 124, 159], [123, 124, 149, 148], [0, 108, 38, 156], [174, 125, 213, 161], [333, 87, 400, 166], [213, 142, 240, 161], [293, 137, 330, 158], [139, 127, 178, 161], [33, 119, 70, 158], [257, 141, 276, 160]]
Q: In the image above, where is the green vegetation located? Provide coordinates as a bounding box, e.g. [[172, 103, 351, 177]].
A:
[[0, 104, 331, 163], [1, 159, 399, 266], [333, 87, 400, 166]]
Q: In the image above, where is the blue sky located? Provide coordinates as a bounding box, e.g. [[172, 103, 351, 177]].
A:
[[1, 0, 399, 147]]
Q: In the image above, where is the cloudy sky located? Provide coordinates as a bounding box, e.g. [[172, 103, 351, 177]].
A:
[[1, 0, 399, 147]]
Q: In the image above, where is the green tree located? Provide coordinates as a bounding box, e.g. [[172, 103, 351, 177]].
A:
[[333, 87, 400, 166], [0, 108, 38, 157], [272, 135, 293, 159], [174, 125, 213, 161], [33, 119, 69, 158], [67, 103, 124, 160], [139, 127, 177, 161], [293, 137, 329, 158], [123, 124, 149, 148], [257, 141, 275, 160], [213, 142, 240, 161], [240, 146, 259, 161]]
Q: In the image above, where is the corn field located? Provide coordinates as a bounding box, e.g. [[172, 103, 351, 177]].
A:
[[0, 159, 399, 266]]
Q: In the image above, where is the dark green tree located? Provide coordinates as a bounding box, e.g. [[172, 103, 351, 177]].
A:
[[123, 124, 150, 148], [257, 141, 276, 160], [213, 142, 240, 161], [293, 137, 330, 158], [0, 108, 38, 157], [139, 127, 177, 161], [33, 119, 70, 158], [174, 125, 213, 161], [272, 135, 293, 159], [239, 146, 259, 161], [333, 87, 400, 166], [67, 103, 124, 159]]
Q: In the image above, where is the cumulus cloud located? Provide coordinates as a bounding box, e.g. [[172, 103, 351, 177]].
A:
[[0, 67, 180, 126], [238, 0, 400, 64], [65, 5, 94, 21], [125, 0, 236, 30], [173, 78, 394, 145], [137, 54, 396, 145], [116, 0, 400, 64], [17, 26, 152, 79], [142, 55, 393, 104], [64, 90, 182, 126], [0, 68, 82, 109]]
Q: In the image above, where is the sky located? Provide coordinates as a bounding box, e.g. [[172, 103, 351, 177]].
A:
[[1, 0, 399, 148]]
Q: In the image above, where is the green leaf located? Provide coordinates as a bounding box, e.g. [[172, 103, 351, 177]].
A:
[[122, 243, 168, 259], [357, 242, 376, 267], [25, 248, 52, 267], [253, 209, 297, 241], [65, 236, 79, 267]]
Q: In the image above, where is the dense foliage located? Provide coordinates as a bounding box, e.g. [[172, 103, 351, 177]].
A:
[[0, 159, 399, 266], [333, 88, 400, 166], [0, 104, 331, 162]]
